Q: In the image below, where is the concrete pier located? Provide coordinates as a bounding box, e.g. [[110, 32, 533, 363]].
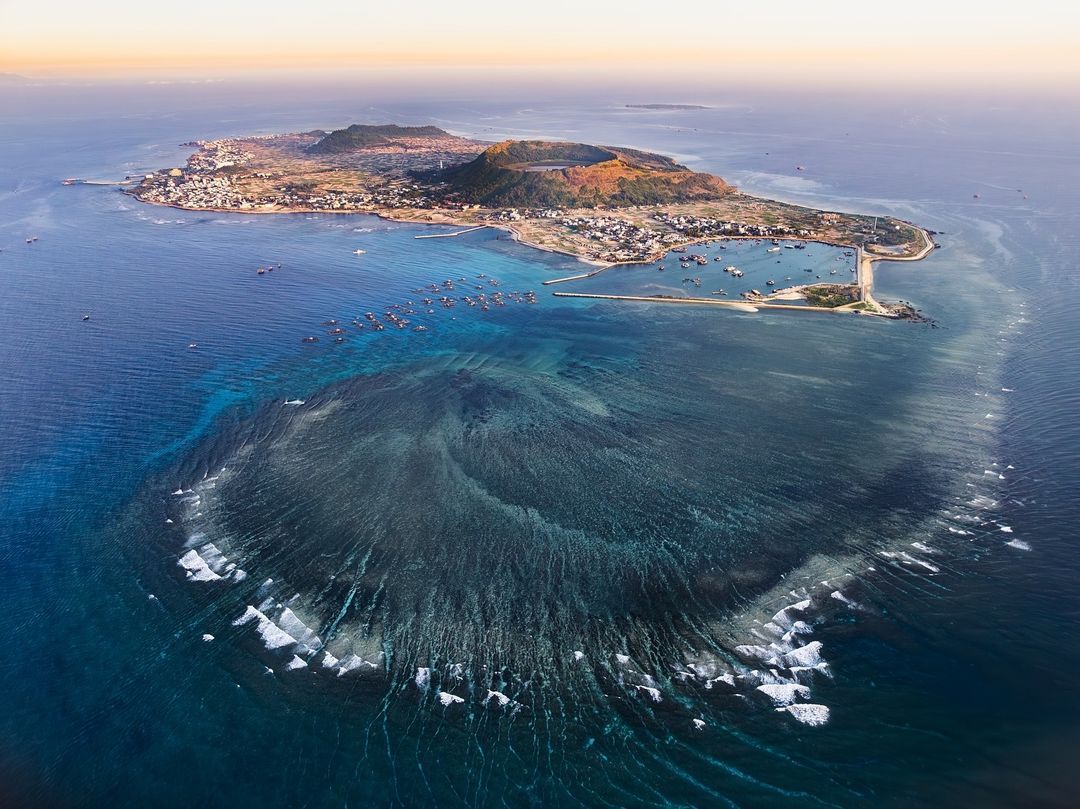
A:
[[550, 291, 876, 314], [414, 225, 489, 239]]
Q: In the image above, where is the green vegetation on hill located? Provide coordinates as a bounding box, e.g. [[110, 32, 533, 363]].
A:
[[431, 140, 731, 208], [307, 124, 451, 154], [804, 285, 859, 307], [489, 141, 615, 168]]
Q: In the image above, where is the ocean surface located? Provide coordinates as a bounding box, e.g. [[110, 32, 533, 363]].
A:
[[1, 82, 1078, 808]]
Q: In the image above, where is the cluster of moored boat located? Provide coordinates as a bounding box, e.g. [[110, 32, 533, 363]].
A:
[[299, 276, 537, 344], [655, 239, 861, 299], [677, 253, 710, 269]]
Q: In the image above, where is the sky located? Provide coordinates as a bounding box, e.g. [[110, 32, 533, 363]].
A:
[[2, 0, 1078, 89]]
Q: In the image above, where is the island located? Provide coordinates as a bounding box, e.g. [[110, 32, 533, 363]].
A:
[[129, 123, 934, 318], [625, 103, 710, 110]]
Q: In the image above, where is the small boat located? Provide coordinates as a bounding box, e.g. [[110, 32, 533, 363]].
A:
[[81, 314, 90, 321], [413, 325, 428, 332], [257, 267, 266, 275], [353, 249, 366, 255], [334, 336, 345, 343], [766, 280, 775, 286], [301, 336, 319, 343], [283, 399, 305, 406], [187, 342, 198, 349], [767, 247, 781, 253]]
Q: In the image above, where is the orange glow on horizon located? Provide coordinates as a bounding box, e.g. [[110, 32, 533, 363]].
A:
[[3, 0, 1078, 89], [4, 42, 1079, 88]]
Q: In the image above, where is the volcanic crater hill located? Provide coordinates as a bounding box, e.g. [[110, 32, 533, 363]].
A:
[[430, 140, 734, 208], [306, 123, 459, 154]]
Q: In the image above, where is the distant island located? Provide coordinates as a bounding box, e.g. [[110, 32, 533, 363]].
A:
[[626, 104, 709, 110], [128, 123, 933, 318]]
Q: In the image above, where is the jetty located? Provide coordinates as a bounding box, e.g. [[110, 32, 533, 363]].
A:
[[551, 291, 885, 315], [414, 225, 489, 239], [542, 267, 611, 286]]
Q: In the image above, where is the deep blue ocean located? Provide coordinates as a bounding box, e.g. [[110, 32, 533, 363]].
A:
[[1, 81, 1078, 808]]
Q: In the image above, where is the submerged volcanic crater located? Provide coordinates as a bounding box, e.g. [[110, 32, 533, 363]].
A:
[[155, 348, 885, 721]]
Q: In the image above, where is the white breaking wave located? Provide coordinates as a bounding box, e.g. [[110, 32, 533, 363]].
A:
[[178, 549, 222, 582], [780, 703, 830, 726], [756, 683, 810, 706], [232, 605, 298, 651]]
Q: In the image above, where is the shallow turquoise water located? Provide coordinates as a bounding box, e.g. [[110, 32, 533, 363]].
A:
[[1, 84, 1078, 807]]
